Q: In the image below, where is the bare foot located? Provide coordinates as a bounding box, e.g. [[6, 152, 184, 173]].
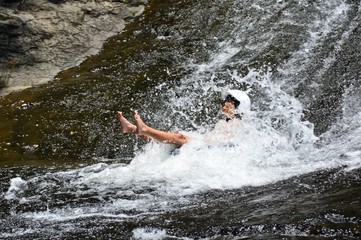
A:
[[117, 111, 136, 133], [134, 111, 149, 136]]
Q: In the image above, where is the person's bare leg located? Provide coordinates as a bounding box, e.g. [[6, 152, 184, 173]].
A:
[[117, 111, 136, 133], [134, 111, 190, 146]]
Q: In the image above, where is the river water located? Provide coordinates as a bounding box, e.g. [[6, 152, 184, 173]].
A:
[[0, 0, 360, 239]]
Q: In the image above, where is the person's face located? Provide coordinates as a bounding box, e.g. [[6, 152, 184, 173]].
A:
[[222, 100, 236, 116]]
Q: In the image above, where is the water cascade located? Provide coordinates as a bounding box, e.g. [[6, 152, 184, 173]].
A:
[[0, 0, 360, 239]]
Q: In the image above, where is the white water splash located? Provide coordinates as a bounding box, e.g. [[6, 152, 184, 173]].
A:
[[4, 70, 319, 223], [313, 82, 361, 171]]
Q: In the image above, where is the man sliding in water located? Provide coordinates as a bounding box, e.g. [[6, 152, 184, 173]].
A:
[[117, 90, 251, 146]]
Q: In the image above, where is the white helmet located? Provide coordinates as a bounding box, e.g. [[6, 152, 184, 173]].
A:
[[223, 89, 251, 112]]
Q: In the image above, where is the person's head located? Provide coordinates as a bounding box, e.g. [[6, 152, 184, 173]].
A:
[[222, 90, 251, 118]]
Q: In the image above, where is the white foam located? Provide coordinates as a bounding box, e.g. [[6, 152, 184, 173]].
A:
[[69, 105, 315, 197], [312, 82, 361, 170], [5, 177, 27, 200], [132, 228, 167, 240], [0, 229, 36, 239], [132, 228, 193, 240]]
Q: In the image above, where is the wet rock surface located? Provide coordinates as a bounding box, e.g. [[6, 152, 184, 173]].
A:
[[0, 0, 146, 94]]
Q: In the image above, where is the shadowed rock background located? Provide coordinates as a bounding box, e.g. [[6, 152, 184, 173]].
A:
[[0, 0, 146, 94]]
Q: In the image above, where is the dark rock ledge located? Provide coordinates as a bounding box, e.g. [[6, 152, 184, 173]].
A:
[[0, 0, 147, 95]]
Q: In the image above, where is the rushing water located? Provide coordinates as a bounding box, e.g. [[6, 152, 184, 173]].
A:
[[1, 0, 361, 239]]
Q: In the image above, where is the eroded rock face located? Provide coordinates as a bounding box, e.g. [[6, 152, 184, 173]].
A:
[[0, 0, 146, 94]]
